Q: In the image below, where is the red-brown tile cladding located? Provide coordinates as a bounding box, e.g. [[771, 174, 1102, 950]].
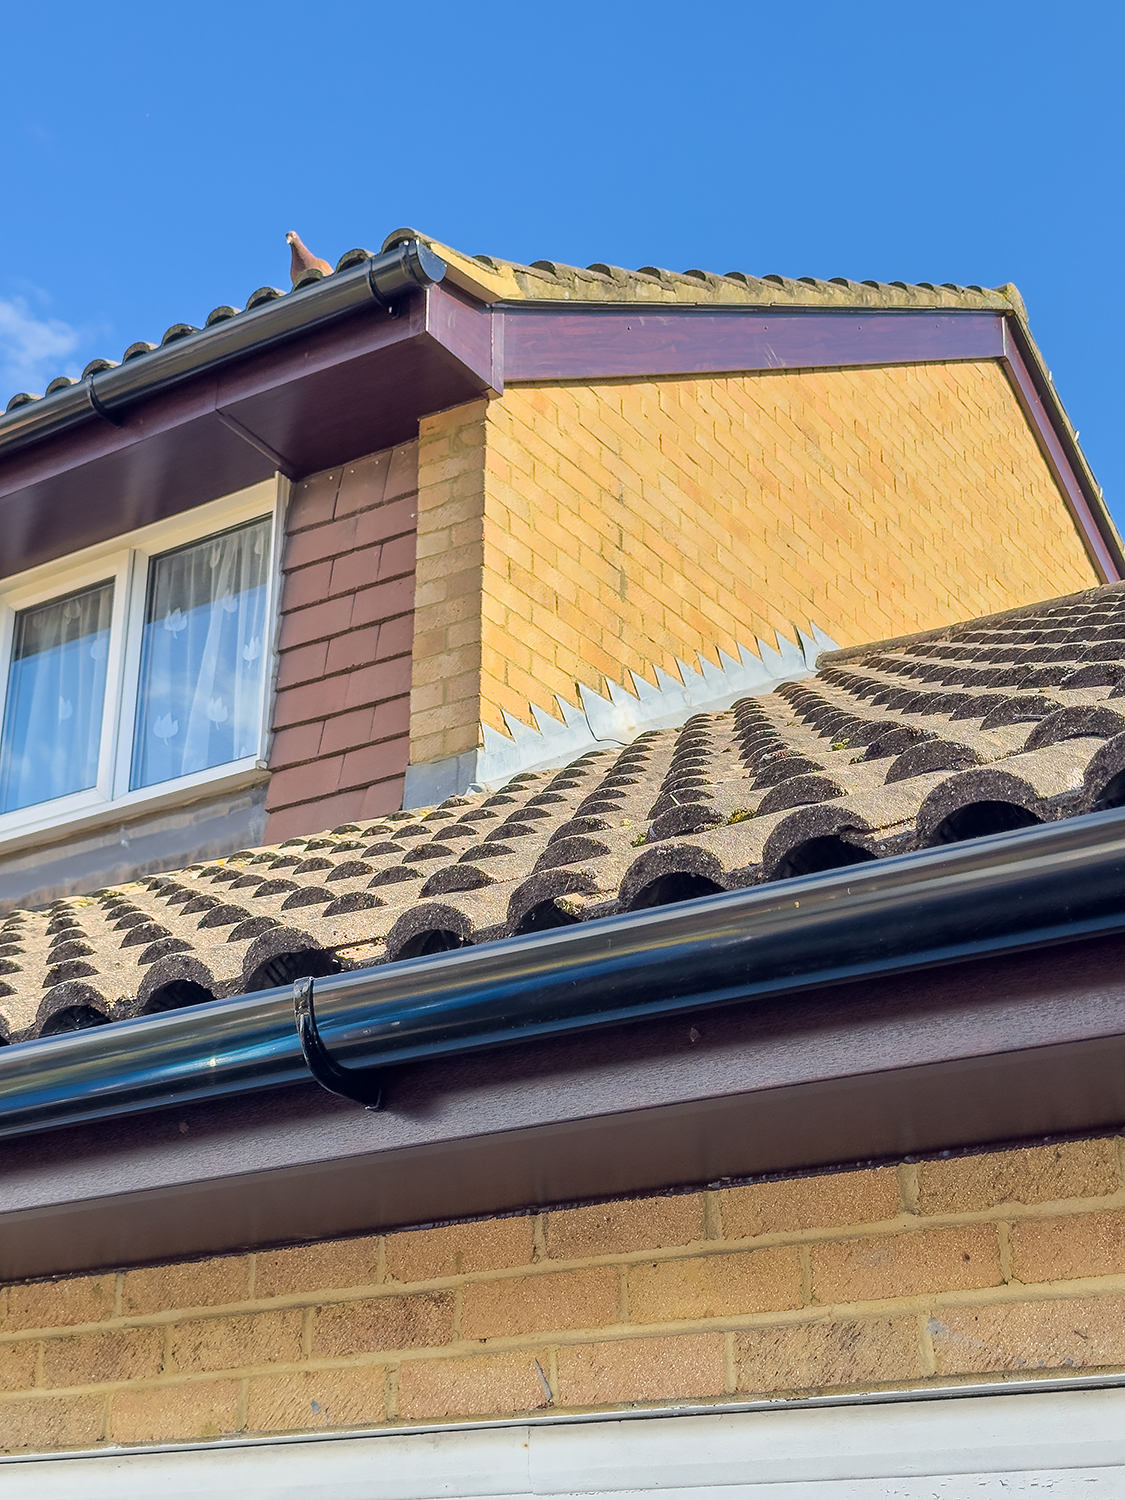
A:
[[264, 444, 418, 842]]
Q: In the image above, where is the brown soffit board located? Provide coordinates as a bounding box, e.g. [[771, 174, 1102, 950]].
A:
[[0, 283, 497, 584], [498, 304, 1123, 586], [2, 932, 1125, 1281]]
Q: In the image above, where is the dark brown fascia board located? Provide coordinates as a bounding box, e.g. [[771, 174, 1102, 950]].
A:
[[7, 797, 1125, 1277], [497, 303, 1005, 381], [2, 931, 1125, 1282], [0, 241, 453, 458], [1000, 314, 1123, 580], [496, 301, 1123, 586]]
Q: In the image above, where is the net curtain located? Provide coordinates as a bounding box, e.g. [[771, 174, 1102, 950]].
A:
[[131, 519, 270, 791], [0, 583, 114, 814]]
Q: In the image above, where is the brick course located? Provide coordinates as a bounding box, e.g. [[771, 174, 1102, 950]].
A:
[[265, 443, 419, 841], [735, 1316, 920, 1394], [7, 1142, 1125, 1453]]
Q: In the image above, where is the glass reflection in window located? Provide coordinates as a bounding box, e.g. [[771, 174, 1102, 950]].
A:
[[131, 518, 270, 790], [0, 582, 114, 814]]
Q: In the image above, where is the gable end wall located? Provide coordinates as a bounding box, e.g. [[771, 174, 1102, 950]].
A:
[[409, 361, 1100, 768]]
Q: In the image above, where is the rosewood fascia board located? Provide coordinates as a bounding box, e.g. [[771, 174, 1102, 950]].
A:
[[425, 280, 503, 395], [0, 278, 491, 501], [1001, 317, 1124, 582], [0, 287, 1112, 585], [0, 240, 447, 458], [8, 802, 1125, 1139], [497, 304, 1006, 383], [4, 803, 1125, 1276]]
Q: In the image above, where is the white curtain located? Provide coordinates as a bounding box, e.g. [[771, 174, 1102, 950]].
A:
[[131, 519, 270, 791], [0, 581, 114, 813]]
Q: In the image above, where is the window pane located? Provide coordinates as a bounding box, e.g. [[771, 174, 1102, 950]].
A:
[[0, 582, 114, 814], [131, 518, 270, 791]]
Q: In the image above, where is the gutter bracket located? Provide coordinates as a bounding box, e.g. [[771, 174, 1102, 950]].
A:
[[85, 378, 122, 428], [293, 977, 384, 1111]]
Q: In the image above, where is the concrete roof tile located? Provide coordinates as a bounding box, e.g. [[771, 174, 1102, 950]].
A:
[[8, 588, 1125, 1043]]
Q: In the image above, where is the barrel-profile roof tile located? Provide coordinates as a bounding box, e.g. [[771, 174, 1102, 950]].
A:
[[6, 581, 1125, 1045]]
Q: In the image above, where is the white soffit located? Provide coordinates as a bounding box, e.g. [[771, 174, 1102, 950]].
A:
[[4, 1384, 1125, 1499]]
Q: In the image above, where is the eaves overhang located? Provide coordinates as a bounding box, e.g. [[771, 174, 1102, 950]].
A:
[[0, 242, 497, 583], [4, 807, 1125, 1280]]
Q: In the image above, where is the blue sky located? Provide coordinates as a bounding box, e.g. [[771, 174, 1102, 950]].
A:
[[1, 1, 1121, 529]]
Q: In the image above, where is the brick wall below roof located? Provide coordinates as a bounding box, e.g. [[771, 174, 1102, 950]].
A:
[[265, 444, 419, 842], [6, 1136, 1125, 1452]]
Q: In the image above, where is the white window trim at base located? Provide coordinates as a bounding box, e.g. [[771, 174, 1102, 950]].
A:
[[0, 762, 270, 860], [3, 1375, 1125, 1498], [0, 478, 286, 851]]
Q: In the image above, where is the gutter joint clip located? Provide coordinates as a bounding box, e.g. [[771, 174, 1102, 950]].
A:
[[85, 376, 122, 428], [294, 977, 383, 1111]]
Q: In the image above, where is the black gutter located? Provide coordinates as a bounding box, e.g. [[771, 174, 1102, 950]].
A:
[[0, 240, 446, 461], [4, 805, 1125, 1141]]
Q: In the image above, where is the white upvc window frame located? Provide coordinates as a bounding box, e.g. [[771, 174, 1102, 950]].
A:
[[0, 476, 286, 851], [2, 1380, 1124, 1497]]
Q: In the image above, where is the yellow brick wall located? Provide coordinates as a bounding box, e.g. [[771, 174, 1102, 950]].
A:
[[5, 1137, 1125, 1453], [409, 402, 488, 765], [409, 362, 1099, 759]]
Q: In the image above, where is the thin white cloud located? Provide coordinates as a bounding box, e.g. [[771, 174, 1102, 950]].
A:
[[0, 295, 81, 398]]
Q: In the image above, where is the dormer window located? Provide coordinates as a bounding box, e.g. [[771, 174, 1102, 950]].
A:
[[0, 480, 281, 844]]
